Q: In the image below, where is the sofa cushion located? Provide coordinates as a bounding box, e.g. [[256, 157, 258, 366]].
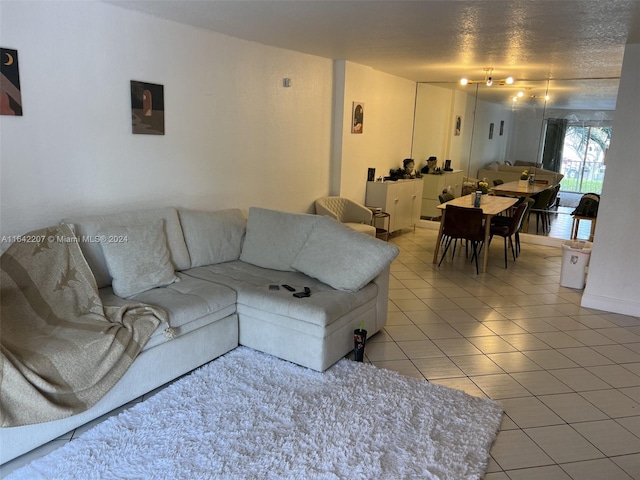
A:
[[62, 207, 191, 288], [178, 208, 246, 268], [239, 207, 318, 271], [183, 261, 377, 328], [99, 220, 179, 298], [291, 216, 399, 291], [99, 272, 237, 350]]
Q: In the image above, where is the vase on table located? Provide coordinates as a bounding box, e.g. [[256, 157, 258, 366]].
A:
[[518, 179, 528, 189]]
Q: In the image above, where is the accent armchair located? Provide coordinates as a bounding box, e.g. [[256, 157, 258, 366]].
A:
[[315, 196, 376, 237]]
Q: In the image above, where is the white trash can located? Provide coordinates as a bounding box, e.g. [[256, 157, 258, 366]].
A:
[[560, 240, 593, 289]]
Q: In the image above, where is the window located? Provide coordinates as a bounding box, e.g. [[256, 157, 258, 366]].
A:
[[559, 125, 611, 194]]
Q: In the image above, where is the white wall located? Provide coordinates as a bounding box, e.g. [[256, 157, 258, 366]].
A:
[[582, 44, 640, 316], [1, 0, 337, 241], [0, 2, 417, 241], [336, 61, 416, 203]]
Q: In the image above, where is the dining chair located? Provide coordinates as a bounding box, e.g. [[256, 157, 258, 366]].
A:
[[438, 192, 454, 204], [490, 202, 528, 268], [437, 205, 485, 274], [528, 187, 555, 234], [493, 197, 532, 256], [547, 184, 561, 211], [517, 197, 535, 253]]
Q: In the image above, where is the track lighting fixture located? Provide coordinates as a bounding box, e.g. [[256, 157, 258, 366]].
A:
[[460, 68, 514, 87]]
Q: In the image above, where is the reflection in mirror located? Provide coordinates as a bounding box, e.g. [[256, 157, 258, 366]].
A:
[[411, 82, 477, 220], [472, 79, 549, 177], [411, 78, 619, 240], [538, 78, 616, 238], [411, 82, 476, 177]]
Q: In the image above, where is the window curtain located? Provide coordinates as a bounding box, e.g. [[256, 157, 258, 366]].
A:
[[541, 118, 568, 172]]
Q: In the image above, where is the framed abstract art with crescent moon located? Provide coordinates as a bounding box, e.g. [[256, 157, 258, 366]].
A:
[[1, 47, 23, 116], [130, 80, 165, 135]]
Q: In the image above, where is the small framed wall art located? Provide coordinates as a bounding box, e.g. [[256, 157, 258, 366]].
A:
[[500, 120, 505, 136], [131, 80, 165, 135], [351, 102, 364, 134], [1, 47, 23, 116], [454, 115, 461, 136], [489, 122, 494, 140]]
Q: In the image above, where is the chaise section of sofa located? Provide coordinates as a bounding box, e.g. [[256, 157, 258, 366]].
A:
[[183, 206, 397, 371]]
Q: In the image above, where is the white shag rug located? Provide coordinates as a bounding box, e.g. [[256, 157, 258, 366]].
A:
[[9, 347, 503, 480]]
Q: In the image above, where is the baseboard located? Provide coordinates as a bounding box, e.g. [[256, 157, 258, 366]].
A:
[[518, 233, 564, 247], [417, 220, 440, 231], [581, 293, 640, 317]]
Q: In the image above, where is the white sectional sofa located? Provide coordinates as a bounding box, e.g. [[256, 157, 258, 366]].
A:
[[0, 206, 398, 464], [477, 163, 564, 186]]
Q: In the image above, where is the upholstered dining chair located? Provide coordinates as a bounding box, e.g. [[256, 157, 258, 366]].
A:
[[490, 202, 528, 268], [493, 197, 532, 255], [438, 205, 485, 274], [528, 187, 555, 234], [438, 192, 454, 204], [315, 196, 376, 237], [547, 184, 561, 211]]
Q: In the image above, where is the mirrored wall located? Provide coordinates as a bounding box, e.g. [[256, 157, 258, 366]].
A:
[[411, 78, 618, 239]]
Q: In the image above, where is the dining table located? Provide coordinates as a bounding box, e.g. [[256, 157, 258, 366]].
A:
[[432, 194, 519, 273], [490, 180, 549, 198]]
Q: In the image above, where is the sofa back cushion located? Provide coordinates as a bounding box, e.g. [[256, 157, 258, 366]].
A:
[[99, 220, 180, 298], [62, 207, 190, 288], [178, 208, 246, 268], [239, 207, 319, 271], [291, 216, 399, 291]]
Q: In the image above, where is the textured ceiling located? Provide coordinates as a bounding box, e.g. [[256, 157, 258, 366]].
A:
[[107, 0, 640, 110]]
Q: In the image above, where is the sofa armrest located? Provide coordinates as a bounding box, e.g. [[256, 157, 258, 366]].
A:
[[344, 201, 373, 224]]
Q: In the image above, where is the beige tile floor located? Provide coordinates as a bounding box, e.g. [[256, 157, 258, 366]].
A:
[[368, 227, 640, 479], [2, 225, 639, 479]]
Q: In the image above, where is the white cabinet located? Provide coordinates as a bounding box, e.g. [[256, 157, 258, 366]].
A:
[[420, 170, 464, 218], [365, 179, 423, 233]]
